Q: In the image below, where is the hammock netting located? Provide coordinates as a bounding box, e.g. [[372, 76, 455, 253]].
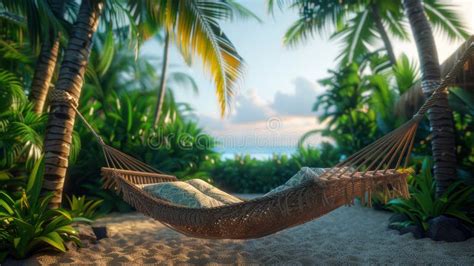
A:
[[49, 39, 474, 239]]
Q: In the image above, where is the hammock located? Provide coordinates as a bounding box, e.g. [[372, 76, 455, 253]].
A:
[[50, 41, 473, 239]]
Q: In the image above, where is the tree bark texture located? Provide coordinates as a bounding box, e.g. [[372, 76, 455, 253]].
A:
[[153, 31, 170, 127], [42, 0, 103, 208], [403, 0, 457, 196], [29, 0, 65, 113]]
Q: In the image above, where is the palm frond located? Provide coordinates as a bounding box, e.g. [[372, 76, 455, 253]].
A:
[[383, 11, 410, 41], [283, 17, 319, 47], [393, 53, 420, 95], [283, 0, 350, 47], [331, 9, 376, 64], [169, 71, 199, 94], [267, 0, 298, 14], [1, 0, 67, 51], [222, 0, 261, 22], [0, 69, 24, 113], [422, 0, 469, 41], [169, 0, 245, 116]]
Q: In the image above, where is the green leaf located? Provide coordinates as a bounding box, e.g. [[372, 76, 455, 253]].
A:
[[26, 155, 45, 204], [445, 210, 474, 225], [71, 217, 93, 224], [423, 1, 469, 40], [36, 232, 66, 252]]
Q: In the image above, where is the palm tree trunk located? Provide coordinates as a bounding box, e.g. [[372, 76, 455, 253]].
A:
[[153, 31, 170, 127], [42, 0, 103, 208], [403, 0, 457, 196], [371, 4, 396, 66], [29, 0, 65, 113]]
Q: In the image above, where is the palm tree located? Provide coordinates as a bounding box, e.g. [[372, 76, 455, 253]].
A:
[[42, 0, 103, 208], [140, 1, 260, 127], [153, 31, 170, 127], [29, 0, 65, 114], [0, 0, 77, 113], [402, 0, 457, 196], [270, 0, 468, 66], [42, 0, 256, 208]]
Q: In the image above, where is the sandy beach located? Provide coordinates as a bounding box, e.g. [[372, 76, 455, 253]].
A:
[[5, 202, 474, 265]]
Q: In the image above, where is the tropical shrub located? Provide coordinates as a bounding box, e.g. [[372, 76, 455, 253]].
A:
[[0, 159, 80, 261], [68, 90, 217, 212], [387, 159, 474, 231], [210, 144, 339, 193], [0, 192, 81, 261], [0, 71, 45, 198], [65, 195, 103, 221], [0, 70, 80, 199], [302, 53, 408, 158]]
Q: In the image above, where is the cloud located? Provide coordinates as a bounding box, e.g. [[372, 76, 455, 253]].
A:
[[230, 90, 276, 123], [271, 77, 320, 116], [198, 115, 329, 148], [223, 77, 321, 124], [196, 77, 329, 149]]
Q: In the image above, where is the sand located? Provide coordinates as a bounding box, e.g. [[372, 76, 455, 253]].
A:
[[5, 202, 474, 265]]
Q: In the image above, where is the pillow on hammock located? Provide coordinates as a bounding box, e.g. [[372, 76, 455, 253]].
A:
[[186, 179, 242, 205], [142, 181, 225, 208], [265, 167, 328, 196]]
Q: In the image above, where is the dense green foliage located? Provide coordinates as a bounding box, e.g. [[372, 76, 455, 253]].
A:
[[388, 159, 474, 231], [301, 52, 409, 156], [65, 40, 218, 211], [0, 192, 81, 261], [0, 73, 80, 198], [0, 2, 472, 259], [0, 159, 80, 261], [271, 0, 468, 65], [66, 195, 103, 221], [210, 144, 339, 193]]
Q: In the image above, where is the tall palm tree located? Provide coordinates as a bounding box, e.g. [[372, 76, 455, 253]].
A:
[[42, 0, 103, 208], [29, 0, 65, 114], [402, 0, 457, 196], [0, 0, 77, 113], [270, 0, 468, 66], [42, 0, 256, 208], [153, 31, 170, 127]]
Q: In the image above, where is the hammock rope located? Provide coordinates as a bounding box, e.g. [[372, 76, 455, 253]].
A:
[[46, 40, 473, 239]]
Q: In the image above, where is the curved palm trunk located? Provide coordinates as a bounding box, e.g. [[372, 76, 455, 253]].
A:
[[29, 0, 65, 113], [153, 31, 170, 127], [371, 4, 396, 66], [42, 0, 103, 208], [403, 0, 457, 196]]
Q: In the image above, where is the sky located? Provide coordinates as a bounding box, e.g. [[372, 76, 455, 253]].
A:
[[141, 0, 474, 155]]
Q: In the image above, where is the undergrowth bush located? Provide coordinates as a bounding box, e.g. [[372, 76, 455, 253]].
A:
[[209, 143, 340, 193], [0, 159, 81, 262], [387, 158, 474, 231]]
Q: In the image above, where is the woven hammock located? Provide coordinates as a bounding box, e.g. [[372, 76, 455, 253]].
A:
[[51, 41, 473, 239]]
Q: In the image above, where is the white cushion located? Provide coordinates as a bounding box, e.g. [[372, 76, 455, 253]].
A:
[[141, 179, 243, 208]]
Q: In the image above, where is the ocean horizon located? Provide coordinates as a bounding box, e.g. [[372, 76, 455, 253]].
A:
[[214, 146, 296, 160]]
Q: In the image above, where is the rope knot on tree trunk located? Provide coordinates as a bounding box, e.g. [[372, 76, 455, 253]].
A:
[[48, 89, 79, 108], [421, 80, 441, 96]]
